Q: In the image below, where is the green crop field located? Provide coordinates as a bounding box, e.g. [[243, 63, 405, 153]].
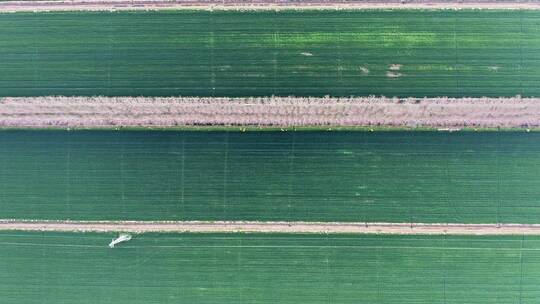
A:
[[1, 130, 539, 223], [1, 231, 538, 303], [1, 9, 540, 97]]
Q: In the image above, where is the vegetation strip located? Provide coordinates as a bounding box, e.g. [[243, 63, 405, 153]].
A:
[[2, 1, 540, 12], [3, 232, 538, 303], [3, 131, 539, 223], [3, 220, 540, 235], [2, 10, 540, 98], [2, 96, 539, 128]]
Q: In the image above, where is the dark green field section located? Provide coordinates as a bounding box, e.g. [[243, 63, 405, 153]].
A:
[[1, 231, 539, 303], [1, 130, 539, 223], [1, 9, 540, 97]]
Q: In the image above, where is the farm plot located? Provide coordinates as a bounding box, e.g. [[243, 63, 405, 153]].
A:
[[1, 9, 540, 97], [1, 231, 539, 303], [1, 130, 540, 223]]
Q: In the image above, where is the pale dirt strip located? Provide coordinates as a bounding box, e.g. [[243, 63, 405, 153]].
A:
[[3, 220, 540, 235], [2, 96, 539, 129], [2, 0, 540, 12]]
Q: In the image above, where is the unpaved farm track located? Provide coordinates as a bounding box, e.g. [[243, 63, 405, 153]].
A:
[[4, 220, 540, 235], [2, 96, 539, 129], [2, 0, 540, 12]]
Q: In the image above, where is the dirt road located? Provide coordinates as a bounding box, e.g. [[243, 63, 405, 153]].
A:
[[1, 96, 538, 129], [3, 220, 540, 235], [1, 0, 540, 12]]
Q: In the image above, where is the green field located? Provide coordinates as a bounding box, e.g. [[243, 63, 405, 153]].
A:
[[1, 231, 538, 303], [1, 9, 540, 97], [2, 130, 539, 223]]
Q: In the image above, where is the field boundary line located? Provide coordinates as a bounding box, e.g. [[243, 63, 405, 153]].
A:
[[3, 220, 540, 235]]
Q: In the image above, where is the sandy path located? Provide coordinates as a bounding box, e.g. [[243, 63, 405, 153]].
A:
[[1, 96, 538, 129], [1, 0, 540, 12], [3, 220, 540, 235]]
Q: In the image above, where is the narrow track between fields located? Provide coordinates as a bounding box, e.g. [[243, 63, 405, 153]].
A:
[[3, 220, 540, 235], [2, 96, 539, 129], [1, 0, 540, 12]]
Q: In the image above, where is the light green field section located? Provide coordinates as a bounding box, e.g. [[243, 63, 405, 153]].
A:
[[1, 9, 539, 97], [1, 130, 539, 223], [1, 231, 538, 303]]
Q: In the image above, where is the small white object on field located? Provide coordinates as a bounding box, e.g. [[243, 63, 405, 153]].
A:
[[437, 128, 461, 132], [359, 66, 370, 75], [386, 71, 402, 78], [108, 234, 132, 248], [389, 64, 402, 71]]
